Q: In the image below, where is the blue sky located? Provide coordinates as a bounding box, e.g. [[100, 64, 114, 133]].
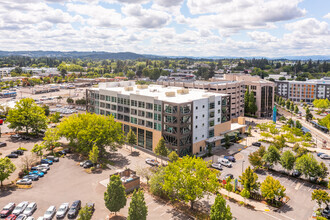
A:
[[0, 0, 329, 57]]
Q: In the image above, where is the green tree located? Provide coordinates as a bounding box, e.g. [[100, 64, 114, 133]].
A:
[[290, 102, 294, 112], [306, 107, 313, 122], [247, 125, 252, 137], [244, 87, 250, 114], [294, 105, 299, 114], [295, 120, 302, 129], [6, 98, 47, 134], [162, 156, 219, 209], [168, 151, 179, 162], [224, 134, 231, 149], [312, 189, 330, 208], [280, 151, 296, 173], [67, 97, 74, 104], [263, 145, 281, 167], [210, 194, 232, 220], [273, 134, 287, 150], [240, 188, 251, 200], [318, 162, 328, 180], [127, 190, 148, 220], [313, 99, 330, 111], [239, 166, 260, 193], [248, 151, 263, 168], [42, 127, 60, 153], [77, 205, 93, 220], [286, 100, 291, 109], [49, 112, 61, 123], [225, 177, 233, 195], [154, 138, 169, 165], [57, 113, 124, 156], [89, 145, 99, 165], [248, 91, 258, 115], [104, 175, 127, 215], [295, 153, 320, 178], [261, 176, 286, 202], [126, 129, 137, 153], [31, 143, 46, 157], [0, 158, 16, 187]]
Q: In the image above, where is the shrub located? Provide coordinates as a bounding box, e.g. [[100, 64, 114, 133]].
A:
[[17, 147, 27, 151], [239, 201, 245, 206]]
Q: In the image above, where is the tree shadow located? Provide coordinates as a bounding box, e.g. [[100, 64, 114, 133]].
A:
[[0, 186, 17, 198], [165, 208, 194, 220], [275, 203, 293, 213], [129, 151, 140, 157], [106, 152, 130, 168]]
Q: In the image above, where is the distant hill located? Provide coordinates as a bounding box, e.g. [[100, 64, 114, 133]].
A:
[[0, 51, 152, 60], [0, 51, 328, 60]]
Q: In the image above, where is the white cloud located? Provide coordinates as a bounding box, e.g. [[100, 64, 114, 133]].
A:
[[285, 18, 329, 35], [248, 31, 278, 43], [323, 13, 330, 19]]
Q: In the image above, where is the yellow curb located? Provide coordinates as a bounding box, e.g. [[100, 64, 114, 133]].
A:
[[264, 209, 270, 212], [238, 149, 242, 151]]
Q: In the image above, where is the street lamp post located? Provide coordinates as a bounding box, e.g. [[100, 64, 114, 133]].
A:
[[242, 160, 245, 174]]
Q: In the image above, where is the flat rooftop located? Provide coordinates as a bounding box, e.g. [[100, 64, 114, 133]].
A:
[[92, 83, 228, 104]]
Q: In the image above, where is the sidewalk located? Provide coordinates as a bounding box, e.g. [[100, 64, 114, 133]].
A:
[[218, 188, 272, 212]]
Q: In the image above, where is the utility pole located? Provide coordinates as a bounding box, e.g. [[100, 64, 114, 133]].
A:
[[242, 160, 245, 174]]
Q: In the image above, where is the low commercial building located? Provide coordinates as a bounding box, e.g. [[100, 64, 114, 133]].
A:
[[275, 77, 330, 102], [87, 82, 245, 156]]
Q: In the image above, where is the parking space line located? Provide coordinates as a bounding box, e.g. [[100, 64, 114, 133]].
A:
[[152, 205, 163, 211], [263, 212, 283, 220], [279, 213, 296, 220], [294, 183, 301, 190], [160, 212, 167, 216], [147, 201, 154, 206]]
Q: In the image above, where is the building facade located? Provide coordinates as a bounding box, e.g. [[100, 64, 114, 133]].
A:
[[158, 74, 275, 118], [87, 82, 244, 156], [275, 78, 330, 102]]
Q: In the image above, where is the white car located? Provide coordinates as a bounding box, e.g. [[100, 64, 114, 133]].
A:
[[145, 158, 159, 166], [16, 179, 32, 185], [211, 163, 223, 170], [23, 202, 37, 216], [37, 164, 50, 170], [56, 203, 69, 219], [16, 214, 28, 220], [12, 202, 29, 216], [320, 154, 330, 159], [218, 158, 232, 168], [43, 206, 56, 220], [26, 217, 35, 220]]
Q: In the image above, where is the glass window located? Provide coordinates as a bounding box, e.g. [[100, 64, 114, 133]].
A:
[[138, 128, 144, 147], [146, 131, 153, 151], [146, 103, 153, 110]]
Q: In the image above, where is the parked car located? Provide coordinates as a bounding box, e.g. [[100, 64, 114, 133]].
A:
[[67, 200, 81, 219], [80, 160, 92, 167], [11, 150, 24, 155], [57, 151, 66, 156], [224, 174, 234, 180], [29, 171, 44, 177], [0, 142, 7, 147], [224, 156, 236, 162], [23, 203, 37, 216], [292, 170, 301, 177], [145, 158, 159, 166], [320, 154, 330, 159], [36, 217, 44, 220], [309, 176, 318, 183], [252, 142, 261, 147], [16, 214, 27, 220], [43, 206, 56, 220], [23, 175, 39, 181], [16, 179, 32, 185], [31, 167, 47, 174], [321, 205, 330, 219], [12, 202, 29, 216], [218, 158, 232, 168], [0, 203, 15, 218], [26, 217, 34, 220], [56, 203, 69, 219], [317, 152, 326, 157], [46, 156, 59, 162], [211, 163, 223, 170], [86, 203, 95, 214], [38, 164, 50, 170], [40, 159, 53, 165], [5, 214, 17, 220], [6, 154, 18, 158]]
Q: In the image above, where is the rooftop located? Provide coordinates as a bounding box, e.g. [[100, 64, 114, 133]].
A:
[[94, 82, 228, 103]]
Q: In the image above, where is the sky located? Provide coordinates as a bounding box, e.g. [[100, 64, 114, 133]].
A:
[[0, 0, 329, 57]]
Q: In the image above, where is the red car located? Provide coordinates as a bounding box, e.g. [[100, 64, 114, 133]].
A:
[[0, 203, 15, 218], [5, 214, 17, 220]]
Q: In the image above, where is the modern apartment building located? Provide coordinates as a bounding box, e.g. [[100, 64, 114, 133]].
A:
[[86, 82, 245, 156], [158, 74, 275, 118], [275, 78, 330, 102]]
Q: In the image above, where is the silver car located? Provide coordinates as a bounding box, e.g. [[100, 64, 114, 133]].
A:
[[44, 206, 56, 220], [26, 217, 35, 220], [12, 202, 29, 216], [16, 214, 28, 220], [23, 202, 37, 216], [55, 203, 69, 219], [211, 163, 223, 170], [218, 158, 232, 168]]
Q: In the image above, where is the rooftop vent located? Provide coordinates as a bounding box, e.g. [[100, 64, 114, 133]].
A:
[[124, 87, 133, 91], [165, 91, 176, 97], [137, 85, 148, 89], [177, 89, 189, 95]]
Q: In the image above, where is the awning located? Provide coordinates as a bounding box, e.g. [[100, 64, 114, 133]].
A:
[[220, 123, 246, 135], [205, 135, 224, 143]]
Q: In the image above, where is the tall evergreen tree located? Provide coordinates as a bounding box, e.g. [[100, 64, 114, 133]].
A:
[[104, 175, 127, 215], [126, 129, 137, 153], [210, 194, 232, 220], [248, 91, 258, 115], [127, 190, 148, 220], [154, 137, 169, 165]]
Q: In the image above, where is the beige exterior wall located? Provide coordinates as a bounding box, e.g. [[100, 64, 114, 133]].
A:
[[115, 120, 162, 152], [192, 139, 207, 154], [214, 121, 231, 136]]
